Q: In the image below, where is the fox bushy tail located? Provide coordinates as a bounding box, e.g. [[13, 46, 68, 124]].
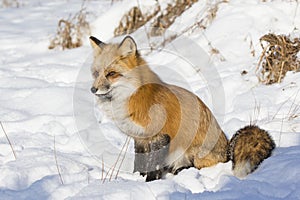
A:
[[227, 125, 276, 178]]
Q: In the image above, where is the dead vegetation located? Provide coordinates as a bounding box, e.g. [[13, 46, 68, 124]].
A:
[[54, 136, 64, 185], [150, 0, 198, 36], [102, 136, 130, 183], [114, 0, 228, 61], [114, 6, 160, 36], [49, 7, 90, 50], [114, 0, 199, 37], [1, 0, 20, 8], [256, 33, 300, 84], [0, 121, 17, 160]]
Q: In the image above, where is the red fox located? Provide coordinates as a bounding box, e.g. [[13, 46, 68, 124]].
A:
[[89, 35, 275, 181]]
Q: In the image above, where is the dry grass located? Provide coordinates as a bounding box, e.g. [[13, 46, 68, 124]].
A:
[[1, 0, 19, 8], [54, 136, 64, 185], [157, 1, 227, 59], [49, 7, 90, 50], [101, 156, 104, 181], [256, 33, 300, 84], [245, 34, 256, 57], [114, 6, 160, 36], [0, 121, 17, 160], [287, 90, 300, 121], [249, 99, 261, 126], [148, 1, 227, 51], [114, 0, 228, 57], [114, 0, 200, 37], [115, 136, 130, 179], [150, 0, 198, 36], [102, 136, 130, 183]]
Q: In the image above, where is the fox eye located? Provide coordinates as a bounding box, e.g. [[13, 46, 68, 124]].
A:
[[106, 71, 117, 78], [93, 71, 99, 78]]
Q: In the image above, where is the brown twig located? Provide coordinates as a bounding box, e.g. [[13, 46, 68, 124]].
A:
[[49, 6, 90, 50], [287, 90, 300, 121], [54, 136, 64, 185], [101, 155, 104, 181], [257, 33, 300, 84], [102, 136, 130, 183], [0, 121, 17, 160], [109, 136, 130, 181], [115, 136, 130, 179]]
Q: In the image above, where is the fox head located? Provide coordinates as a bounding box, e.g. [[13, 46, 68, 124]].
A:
[[89, 36, 147, 101]]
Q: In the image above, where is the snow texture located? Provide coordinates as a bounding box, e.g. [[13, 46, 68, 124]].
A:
[[0, 0, 299, 199]]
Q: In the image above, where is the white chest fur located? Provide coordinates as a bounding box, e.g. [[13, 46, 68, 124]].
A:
[[97, 87, 145, 138]]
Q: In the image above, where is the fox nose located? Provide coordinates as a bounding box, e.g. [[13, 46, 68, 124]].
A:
[[91, 87, 98, 94]]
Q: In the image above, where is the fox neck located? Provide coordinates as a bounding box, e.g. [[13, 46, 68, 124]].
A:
[[98, 58, 165, 137], [131, 64, 163, 87], [119, 53, 164, 97]]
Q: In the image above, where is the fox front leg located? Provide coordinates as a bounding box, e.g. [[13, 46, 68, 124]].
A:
[[133, 140, 150, 177], [145, 134, 170, 181], [134, 134, 171, 182]]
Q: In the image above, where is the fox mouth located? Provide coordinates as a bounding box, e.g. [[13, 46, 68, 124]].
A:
[[95, 90, 112, 100]]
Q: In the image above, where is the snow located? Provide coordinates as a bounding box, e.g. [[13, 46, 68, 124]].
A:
[[0, 0, 300, 199]]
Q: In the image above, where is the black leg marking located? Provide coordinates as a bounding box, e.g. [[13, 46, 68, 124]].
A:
[[173, 166, 193, 175], [133, 140, 149, 176], [145, 170, 163, 182], [133, 134, 171, 182]]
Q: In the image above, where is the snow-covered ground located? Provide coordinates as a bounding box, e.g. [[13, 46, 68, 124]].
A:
[[0, 0, 300, 199]]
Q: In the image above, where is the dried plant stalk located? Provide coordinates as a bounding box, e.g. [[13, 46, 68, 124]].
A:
[[2, 0, 19, 8], [49, 8, 90, 50], [256, 33, 300, 84], [54, 136, 64, 185], [0, 121, 17, 160], [114, 6, 160, 36]]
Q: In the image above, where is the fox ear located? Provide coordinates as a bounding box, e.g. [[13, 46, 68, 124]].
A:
[[118, 36, 137, 56], [89, 36, 105, 54]]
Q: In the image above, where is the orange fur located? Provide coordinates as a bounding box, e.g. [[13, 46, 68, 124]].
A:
[[128, 82, 229, 170], [90, 35, 275, 181]]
